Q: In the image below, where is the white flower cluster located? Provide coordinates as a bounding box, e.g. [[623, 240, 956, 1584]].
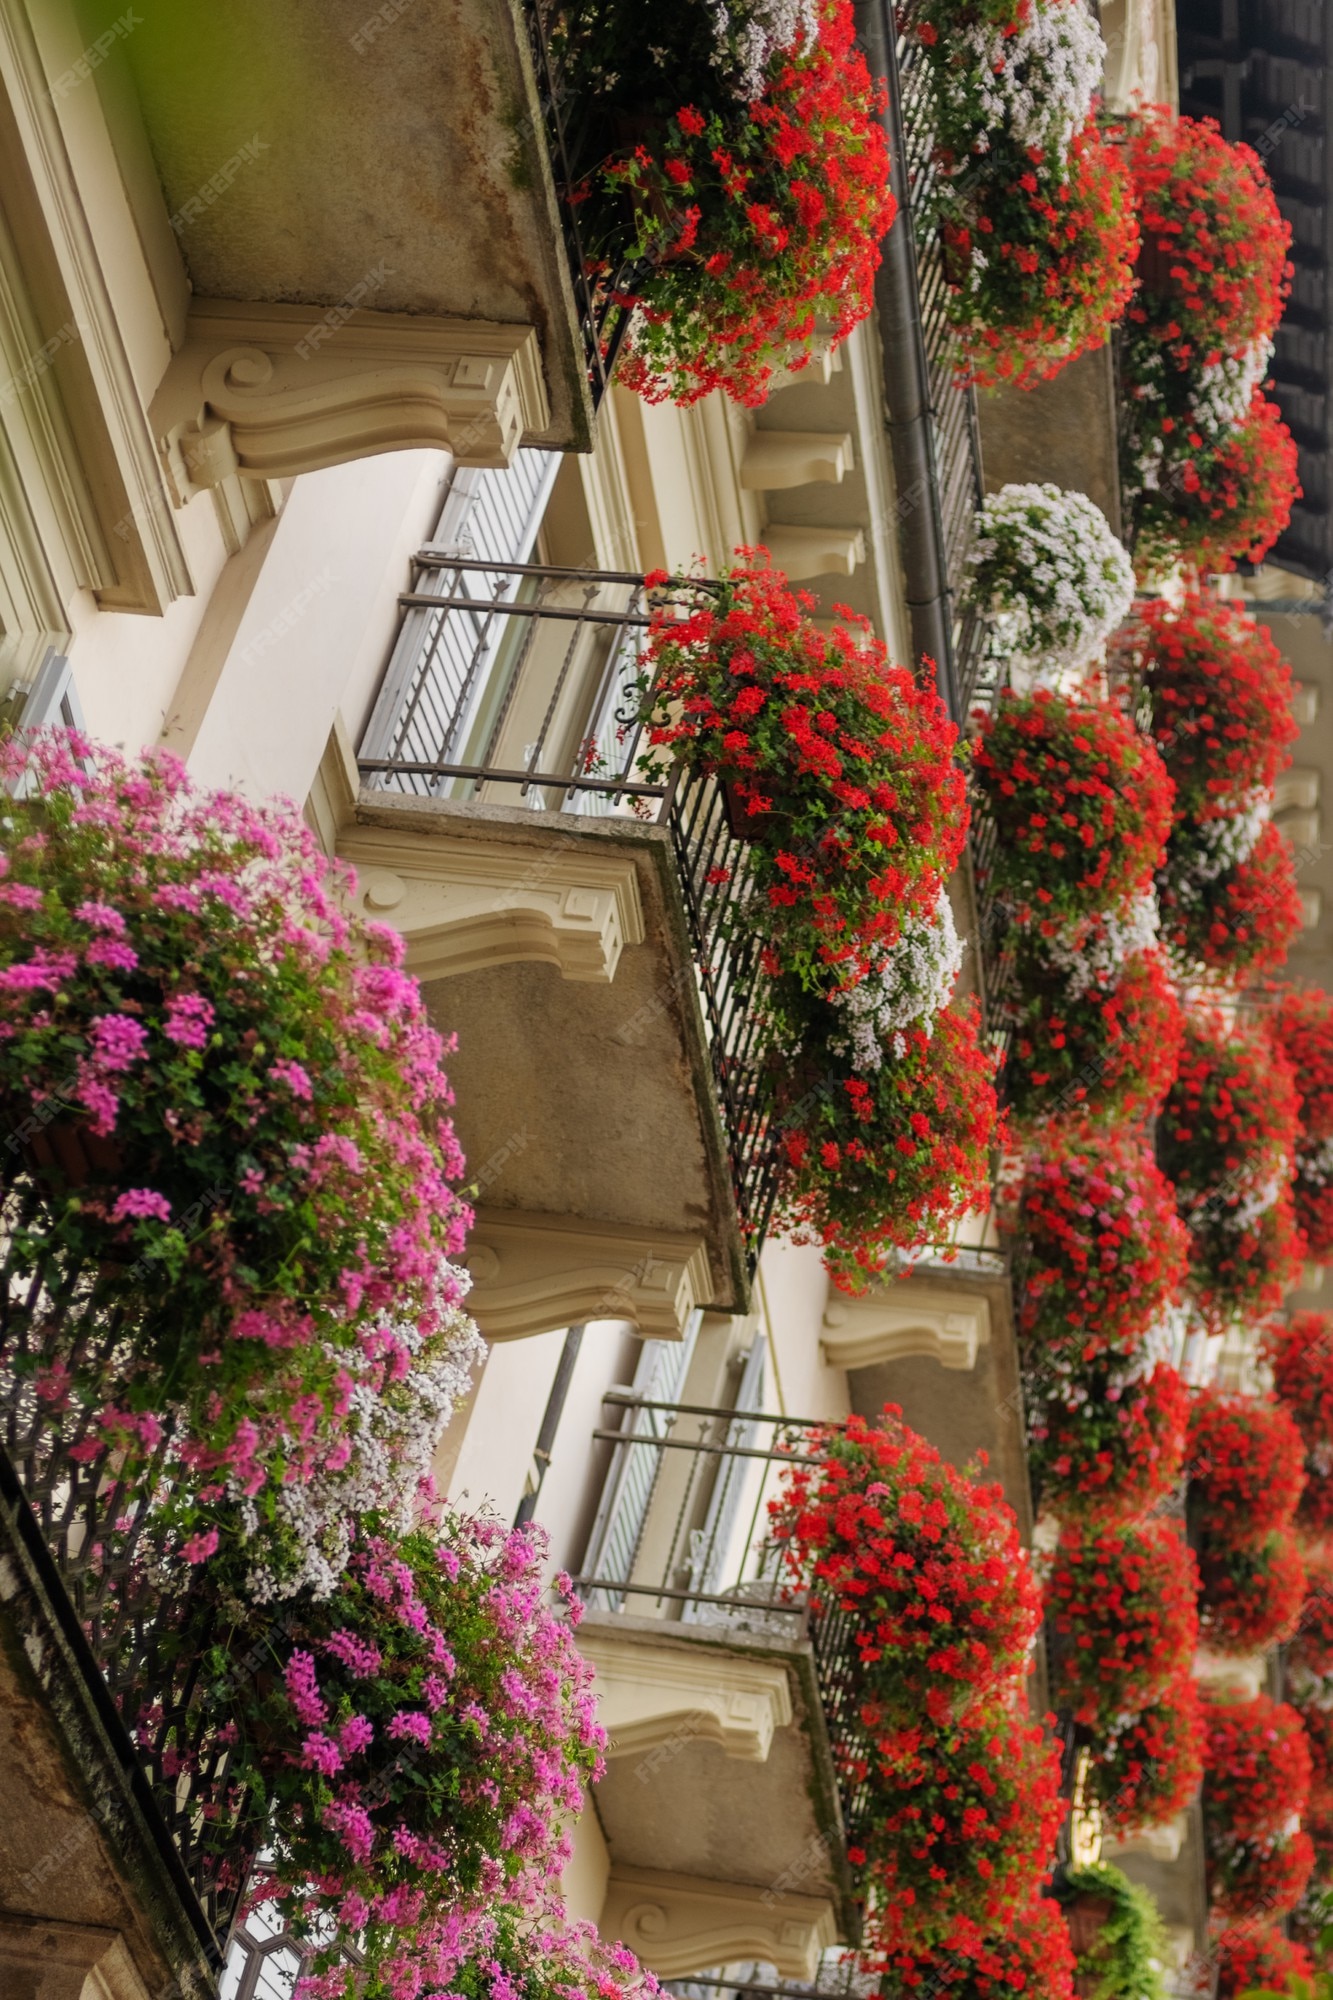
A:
[[1192, 339, 1273, 434], [967, 483, 1136, 678], [1299, 1135, 1333, 1189], [938, 0, 1104, 159], [1226, 1166, 1287, 1233], [1040, 891, 1161, 998], [711, 0, 819, 101], [1172, 791, 1268, 885], [243, 1271, 486, 1604], [831, 887, 963, 1070]]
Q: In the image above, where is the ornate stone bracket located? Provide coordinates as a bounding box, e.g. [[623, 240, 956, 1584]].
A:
[[600, 1868, 837, 1981], [462, 1210, 712, 1342], [336, 825, 645, 985], [578, 1631, 793, 1764], [1103, 1812, 1188, 1864], [151, 300, 551, 501], [821, 1281, 992, 1373], [740, 431, 853, 490], [0, 1920, 153, 2000]]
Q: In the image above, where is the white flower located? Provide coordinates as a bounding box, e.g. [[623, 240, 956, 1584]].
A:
[[1039, 892, 1161, 998], [241, 1267, 486, 1604], [932, 0, 1104, 158], [830, 887, 962, 1071], [1172, 792, 1268, 885], [710, 0, 819, 100], [1192, 339, 1273, 433], [967, 483, 1136, 677], [1299, 1135, 1333, 1188]]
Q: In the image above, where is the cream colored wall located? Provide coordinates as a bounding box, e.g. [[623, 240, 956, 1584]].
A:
[[754, 1239, 847, 1422], [448, 1325, 568, 1524], [171, 450, 449, 801]]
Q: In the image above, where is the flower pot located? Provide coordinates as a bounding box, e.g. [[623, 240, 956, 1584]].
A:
[[721, 776, 762, 843], [21, 1118, 122, 1190], [1064, 1890, 1115, 1973]]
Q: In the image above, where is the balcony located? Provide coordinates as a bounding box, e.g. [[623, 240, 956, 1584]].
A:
[[104, 0, 635, 484], [0, 1380, 241, 1997], [340, 557, 788, 1338], [568, 1387, 860, 1981]]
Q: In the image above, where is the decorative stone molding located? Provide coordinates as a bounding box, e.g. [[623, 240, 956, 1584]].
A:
[[1194, 1649, 1266, 1698], [151, 301, 550, 498], [1278, 807, 1320, 853], [0, 1918, 151, 2000], [463, 1210, 712, 1342], [578, 1631, 793, 1764], [761, 524, 865, 580], [1301, 888, 1323, 929], [1273, 766, 1320, 814], [821, 1281, 991, 1373], [1293, 680, 1321, 728], [1103, 1813, 1188, 1864], [741, 431, 853, 491], [336, 824, 645, 985], [600, 1868, 837, 1981]]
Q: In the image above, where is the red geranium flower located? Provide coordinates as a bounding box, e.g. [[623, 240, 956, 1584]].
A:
[[1159, 819, 1304, 989], [1198, 1530, 1307, 1655], [973, 687, 1174, 931], [1213, 1923, 1313, 2000], [1124, 107, 1291, 362], [1083, 1674, 1205, 1836], [1203, 1691, 1312, 1840], [1046, 1519, 1199, 1730], [1187, 1386, 1306, 1537]]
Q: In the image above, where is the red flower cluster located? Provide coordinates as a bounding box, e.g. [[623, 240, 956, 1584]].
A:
[[607, 2, 896, 405], [1011, 1131, 1189, 1360], [1272, 988, 1333, 1142], [1265, 1313, 1333, 1536], [1293, 1696, 1333, 1813], [1130, 383, 1303, 581], [1214, 1923, 1314, 2000], [943, 123, 1139, 391], [1083, 1674, 1205, 1835], [1007, 945, 1183, 1129], [1271, 989, 1333, 1255], [1029, 1362, 1189, 1526], [642, 555, 966, 989], [769, 1410, 1042, 1728], [860, 1708, 1066, 1952], [973, 689, 1174, 930], [1046, 1519, 1200, 1730], [1159, 1008, 1302, 1325], [772, 999, 999, 1289], [869, 1895, 1076, 2000], [1186, 1387, 1306, 1537], [1208, 1829, 1316, 1920], [1124, 109, 1291, 363], [1160, 819, 1303, 987], [1198, 1531, 1307, 1654], [1289, 1552, 1333, 1683], [1204, 1692, 1313, 1839], [770, 1409, 1063, 1953], [1126, 588, 1297, 822]]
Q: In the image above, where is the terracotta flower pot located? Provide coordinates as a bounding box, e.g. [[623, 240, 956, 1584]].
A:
[[22, 1118, 122, 1190], [1064, 1890, 1115, 1975]]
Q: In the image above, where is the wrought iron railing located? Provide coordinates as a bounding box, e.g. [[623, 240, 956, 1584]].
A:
[[518, 1, 637, 409], [0, 1226, 254, 1958], [358, 557, 783, 1262], [890, 0, 995, 722]]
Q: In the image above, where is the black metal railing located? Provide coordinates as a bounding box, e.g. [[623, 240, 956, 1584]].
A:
[[889, 0, 995, 722], [572, 1392, 874, 1834], [358, 557, 783, 1263], [518, 1, 636, 409], [0, 1241, 253, 1952]]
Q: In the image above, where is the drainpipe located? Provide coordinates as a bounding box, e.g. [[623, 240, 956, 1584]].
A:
[[855, 0, 963, 724], [514, 1324, 586, 1529]]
